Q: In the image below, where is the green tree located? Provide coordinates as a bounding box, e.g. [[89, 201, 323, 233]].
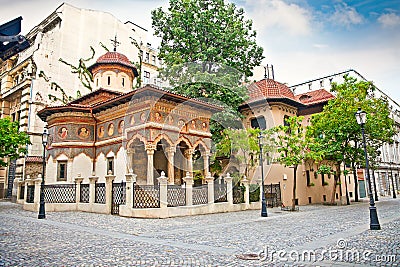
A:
[[308, 76, 395, 204], [274, 116, 320, 210], [0, 118, 30, 166], [215, 128, 275, 179], [152, 0, 264, 141]]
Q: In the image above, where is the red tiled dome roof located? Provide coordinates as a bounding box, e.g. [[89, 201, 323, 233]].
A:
[[248, 78, 295, 100], [95, 51, 136, 69], [295, 89, 335, 105]]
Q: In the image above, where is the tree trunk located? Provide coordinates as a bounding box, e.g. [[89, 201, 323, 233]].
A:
[[330, 164, 341, 204], [292, 165, 298, 210], [352, 161, 359, 202]]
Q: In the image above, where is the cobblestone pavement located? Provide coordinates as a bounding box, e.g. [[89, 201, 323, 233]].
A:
[[0, 198, 399, 266]]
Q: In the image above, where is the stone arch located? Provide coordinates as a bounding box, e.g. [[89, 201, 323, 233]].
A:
[[174, 135, 192, 149], [193, 139, 209, 152], [127, 137, 147, 184], [125, 133, 147, 148], [153, 133, 174, 147]]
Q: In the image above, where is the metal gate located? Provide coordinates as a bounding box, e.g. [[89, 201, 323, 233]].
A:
[[263, 183, 282, 207], [111, 182, 126, 215]]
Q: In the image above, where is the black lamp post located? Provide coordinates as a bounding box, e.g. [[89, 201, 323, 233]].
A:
[[38, 126, 49, 219], [389, 161, 397, 199], [355, 108, 381, 230], [258, 132, 268, 217]]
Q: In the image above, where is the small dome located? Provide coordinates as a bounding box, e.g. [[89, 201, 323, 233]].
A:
[[248, 78, 295, 100], [95, 51, 136, 69]]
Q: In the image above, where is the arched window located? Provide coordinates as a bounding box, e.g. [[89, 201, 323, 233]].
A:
[[250, 116, 266, 130], [122, 77, 125, 87], [107, 76, 111, 85]]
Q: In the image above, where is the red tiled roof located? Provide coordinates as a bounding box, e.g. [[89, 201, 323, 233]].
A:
[[95, 51, 136, 69], [248, 79, 296, 101], [295, 89, 335, 105]]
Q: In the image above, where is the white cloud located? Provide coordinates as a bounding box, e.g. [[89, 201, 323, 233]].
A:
[[328, 3, 363, 27], [378, 13, 400, 28], [245, 0, 313, 36]]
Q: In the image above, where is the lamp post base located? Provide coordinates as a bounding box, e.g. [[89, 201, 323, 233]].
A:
[[38, 202, 45, 219], [261, 200, 268, 217], [369, 206, 380, 230]]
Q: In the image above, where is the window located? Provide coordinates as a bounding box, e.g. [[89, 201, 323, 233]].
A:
[[145, 52, 149, 63], [143, 71, 150, 84], [322, 174, 325, 186], [306, 171, 311, 186], [96, 78, 99, 87], [107, 76, 111, 85], [250, 116, 266, 130], [107, 157, 114, 175], [122, 77, 125, 87], [323, 195, 327, 202], [152, 55, 156, 65], [349, 192, 353, 198], [57, 161, 67, 181]]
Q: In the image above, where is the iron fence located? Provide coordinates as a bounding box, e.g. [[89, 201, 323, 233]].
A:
[[167, 185, 186, 207], [95, 183, 106, 204], [43, 184, 76, 203], [19, 185, 25, 200], [112, 182, 126, 215], [249, 184, 260, 202], [263, 183, 282, 207], [233, 186, 245, 204], [80, 184, 90, 203], [26, 185, 35, 203], [133, 184, 160, 208], [214, 183, 227, 203], [193, 185, 208, 205]]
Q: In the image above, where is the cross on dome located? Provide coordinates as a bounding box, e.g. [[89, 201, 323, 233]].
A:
[[110, 35, 120, 52]]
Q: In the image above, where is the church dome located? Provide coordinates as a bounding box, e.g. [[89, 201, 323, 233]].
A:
[[95, 51, 136, 70], [248, 78, 295, 100]]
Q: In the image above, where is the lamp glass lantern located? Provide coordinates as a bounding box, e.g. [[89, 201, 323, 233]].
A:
[[355, 108, 367, 125]]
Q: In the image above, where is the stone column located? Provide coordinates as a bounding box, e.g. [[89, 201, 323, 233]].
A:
[[167, 147, 176, 185], [89, 174, 99, 204], [242, 175, 250, 206], [205, 172, 214, 204], [105, 171, 116, 214], [126, 149, 134, 173], [157, 171, 168, 209], [183, 172, 194, 206], [125, 172, 137, 208], [74, 174, 84, 204], [34, 175, 42, 206], [203, 151, 210, 177], [145, 144, 156, 185], [16, 177, 24, 201], [225, 173, 233, 205], [185, 149, 194, 177]]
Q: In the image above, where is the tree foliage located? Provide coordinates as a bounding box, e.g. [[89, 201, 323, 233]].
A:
[[152, 0, 264, 141], [0, 118, 31, 166], [273, 116, 320, 210], [307, 76, 395, 203]]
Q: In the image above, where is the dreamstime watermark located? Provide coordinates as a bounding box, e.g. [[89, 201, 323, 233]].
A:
[[257, 239, 397, 264]]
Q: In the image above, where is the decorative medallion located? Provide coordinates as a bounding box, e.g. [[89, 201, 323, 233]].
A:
[[140, 112, 147, 123], [154, 112, 162, 123], [58, 127, 68, 139], [118, 120, 124, 134], [78, 127, 90, 139], [178, 119, 185, 128], [202, 121, 208, 131], [98, 126, 105, 138], [191, 120, 197, 129], [167, 115, 174, 125], [108, 123, 114, 136], [130, 115, 135, 125]]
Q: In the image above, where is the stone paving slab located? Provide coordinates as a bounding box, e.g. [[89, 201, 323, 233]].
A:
[[0, 198, 399, 266]]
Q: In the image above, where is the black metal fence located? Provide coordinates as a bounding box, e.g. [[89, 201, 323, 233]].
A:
[[193, 185, 208, 205], [263, 183, 282, 207], [249, 184, 260, 202], [80, 184, 90, 203], [95, 183, 106, 204], [112, 182, 126, 215], [214, 183, 227, 203], [43, 184, 76, 203], [26, 185, 35, 203], [233, 186, 245, 204], [167, 185, 186, 207], [133, 184, 160, 208], [19, 185, 25, 200]]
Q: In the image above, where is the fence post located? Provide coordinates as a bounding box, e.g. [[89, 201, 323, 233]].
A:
[[225, 173, 233, 205], [125, 172, 136, 208], [157, 171, 168, 209], [88, 174, 99, 205], [105, 171, 116, 214], [34, 175, 42, 207], [183, 172, 193, 206], [16, 177, 24, 202], [205, 172, 214, 204], [242, 175, 250, 207], [75, 174, 84, 204]]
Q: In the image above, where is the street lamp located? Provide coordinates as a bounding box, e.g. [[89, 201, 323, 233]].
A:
[[355, 108, 381, 230], [38, 126, 49, 219], [258, 132, 268, 217]]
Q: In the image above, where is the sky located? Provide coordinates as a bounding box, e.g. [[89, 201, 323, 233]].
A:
[[1, 0, 400, 103]]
